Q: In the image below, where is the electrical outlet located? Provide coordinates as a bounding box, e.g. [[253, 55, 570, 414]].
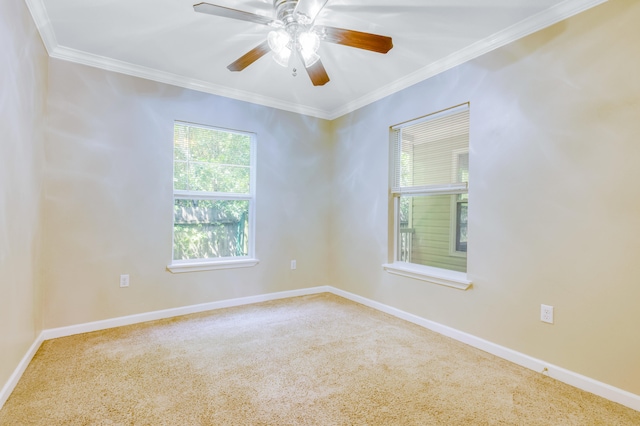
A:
[[290, 260, 296, 270], [541, 304, 554, 324], [120, 274, 130, 288]]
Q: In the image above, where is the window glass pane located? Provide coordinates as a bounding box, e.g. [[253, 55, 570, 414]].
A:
[[173, 123, 252, 193], [173, 126, 189, 162], [173, 161, 189, 191], [188, 127, 250, 166], [400, 144, 414, 188], [399, 194, 467, 273], [190, 162, 250, 193], [399, 195, 412, 262], [456, 200, 468, 252], [392, 106, 470, 192], [457, 152, 469, 183], [173, 199, 249, 260]]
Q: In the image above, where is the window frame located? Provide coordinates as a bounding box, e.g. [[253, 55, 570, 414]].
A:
[[167, 121, 259, 273], [383, 104, 472, 290]]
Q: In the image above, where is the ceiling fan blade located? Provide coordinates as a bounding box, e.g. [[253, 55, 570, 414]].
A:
[[305, 58, 330, 86], [227, 40, 271, 72], [293, 0, 329, 24], [315, 25, 393, 54], [194, 2, 275, 26]]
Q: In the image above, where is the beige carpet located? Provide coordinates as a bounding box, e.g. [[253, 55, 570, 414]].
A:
[[1, 293, 639, 425]]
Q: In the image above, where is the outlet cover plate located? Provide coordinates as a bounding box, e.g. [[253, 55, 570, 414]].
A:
[[541, 304, 554, 324]]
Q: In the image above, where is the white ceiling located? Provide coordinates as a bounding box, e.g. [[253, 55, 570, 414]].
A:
[[26, 0, 605, 119]]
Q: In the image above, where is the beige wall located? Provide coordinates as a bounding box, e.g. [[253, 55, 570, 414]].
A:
[[331, 0, 640, 395], [4, 0, 640, 404], [41, 59, 333, 329], [0, 0, 47, 390]]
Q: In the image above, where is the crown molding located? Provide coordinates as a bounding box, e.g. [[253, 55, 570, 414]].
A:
[[25, 0, 606, 121], [24, 0, 57, 55], [22, 0, 331, 119], [325, 0, 608, 120], [49, 46, 333, 119]]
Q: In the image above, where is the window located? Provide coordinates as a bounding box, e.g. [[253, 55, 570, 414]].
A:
[[168, 122, 258, 273], [384, 104, 471, 290], [450, 150, 468, 256]]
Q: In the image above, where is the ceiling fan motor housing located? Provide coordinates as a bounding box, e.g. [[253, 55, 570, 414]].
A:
[[273, 0, 300, 25]]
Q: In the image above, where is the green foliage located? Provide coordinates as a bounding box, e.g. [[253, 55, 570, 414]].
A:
[[400, 148, 413, 188], [399, 196, 410, 228], [173, 199, 249, 260], [174, 124, 251, 193]]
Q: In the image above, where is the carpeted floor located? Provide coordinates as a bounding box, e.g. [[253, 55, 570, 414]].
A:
[[1, 293, 639, 425]]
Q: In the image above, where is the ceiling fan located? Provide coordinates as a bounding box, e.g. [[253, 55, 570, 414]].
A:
[[193, 0, 393, 86]]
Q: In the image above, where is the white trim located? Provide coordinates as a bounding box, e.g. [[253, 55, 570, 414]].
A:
[[326, 0, 609, 119], [24, 0, 607, 120], [393, 183, 468, 196], [23, 0, 57, 55], [248, 132, 258, 262], [173, 191, 252, 201], [3, 284, 639, 413], [41, 287, 331, 341], [383, 262, 472, 290], [50, 46, 334, 120], [329, 287, 640, 413], [167, 258, 260, 273], [392, 194, 400, 263], [391, 104, 469, 131], [0, 333, 44, 409]]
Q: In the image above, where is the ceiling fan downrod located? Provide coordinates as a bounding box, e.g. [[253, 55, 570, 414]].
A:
[[273, 0, 301, 25]]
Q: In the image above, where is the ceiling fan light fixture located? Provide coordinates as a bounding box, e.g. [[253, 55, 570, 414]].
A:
[[267, 29, 290, 53], [301, 49, 320, 68], [299, 31, 321, 67], [272, 46, 292, 67], [298, 31, 320, 53]]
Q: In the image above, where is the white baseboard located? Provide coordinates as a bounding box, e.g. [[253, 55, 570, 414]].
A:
[[0, 333, 44, 409], [1, 286, 330, 410], [3, 285, 639, 413], [328, 287, 640, 413], [41, 286, 332, 340]]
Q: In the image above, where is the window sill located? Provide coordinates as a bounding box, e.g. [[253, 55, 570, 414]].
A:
[[167, 258, 259, 274], [382, 262, 472, 290]]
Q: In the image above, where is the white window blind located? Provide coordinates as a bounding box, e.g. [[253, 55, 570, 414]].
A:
[[391, 104, 469, 195], [173, 123, 252, 196]]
